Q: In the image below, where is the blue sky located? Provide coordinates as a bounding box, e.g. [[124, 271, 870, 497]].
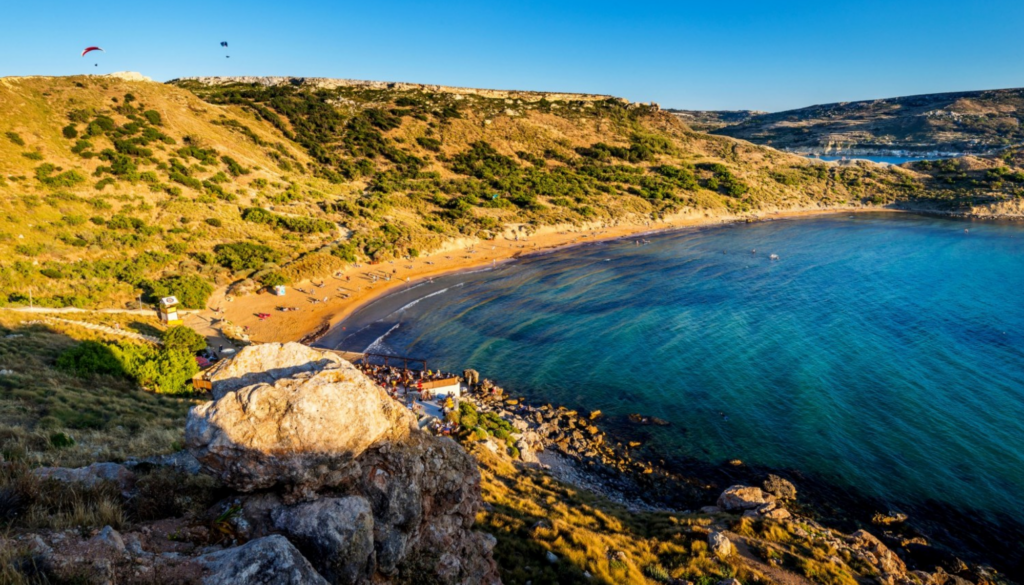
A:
[[3, 0, 1023, 111]]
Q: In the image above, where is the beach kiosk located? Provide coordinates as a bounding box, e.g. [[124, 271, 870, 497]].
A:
[[418, 377, 462, 399], [272, 285, 286, 296], [158, 296, 183, 326]]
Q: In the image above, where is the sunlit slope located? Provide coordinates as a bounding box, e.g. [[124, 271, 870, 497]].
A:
[[0, 74, 936, 308]]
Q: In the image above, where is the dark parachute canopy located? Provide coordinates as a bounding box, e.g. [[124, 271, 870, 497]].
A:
[[220, 41, 228, 48]]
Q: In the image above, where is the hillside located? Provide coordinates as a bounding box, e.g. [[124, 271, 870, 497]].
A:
[[711, 87, 1024, 156], [2, 75, 1024, 313], [0, 73, 959, 312], [666, 109, 766, 132]]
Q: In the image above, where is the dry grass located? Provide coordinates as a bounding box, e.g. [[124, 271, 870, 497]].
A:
[[472, 445, 751, 585], [0, 314, 192, 466]]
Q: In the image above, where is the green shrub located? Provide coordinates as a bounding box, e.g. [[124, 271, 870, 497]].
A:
[[22, 151, 44, 161], [143, 110, 162, 126], [162, 325, 207, 353], [416, 136, 442, 152], [259, 271, 287, 287], [35, 163, 86, 188], [205, 218, 223, 227], [62, 124, 78, 139], [221, 155, 249, 176], [49, 432, 76, 449], [5, 131, 25, 146], [459, 401, 480, 428], [214, 242, 282, 271], [148, 274, 213, 309], [57, 340, 126, 378], [114, 344, 199, 394]]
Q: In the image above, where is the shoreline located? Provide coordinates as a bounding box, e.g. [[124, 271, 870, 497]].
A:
[[195, 204, 921, 346]]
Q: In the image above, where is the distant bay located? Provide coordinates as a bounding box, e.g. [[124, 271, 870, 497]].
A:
[[323, 213, 1024, 525]]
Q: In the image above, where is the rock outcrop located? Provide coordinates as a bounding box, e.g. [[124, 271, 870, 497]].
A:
[[201, 342, 347, 399], [186, 342, 499, 584], [717, 485, 774, 511], [194, 535, 330, 585]]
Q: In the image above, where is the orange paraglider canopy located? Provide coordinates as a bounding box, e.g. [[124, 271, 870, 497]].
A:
[[81, 46, 104, 57]]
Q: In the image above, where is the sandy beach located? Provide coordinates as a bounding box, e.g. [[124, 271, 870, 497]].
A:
[[186, 204, 898, 347]]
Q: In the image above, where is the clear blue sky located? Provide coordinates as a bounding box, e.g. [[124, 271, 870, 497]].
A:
[[4, 0, 1023, 112]]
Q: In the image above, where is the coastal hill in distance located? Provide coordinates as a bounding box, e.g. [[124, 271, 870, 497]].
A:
[[679, 87, 1024, 157]]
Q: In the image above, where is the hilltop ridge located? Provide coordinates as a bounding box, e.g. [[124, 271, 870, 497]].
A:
[[708, 87, 1024, 156], [169, 76, 629, 104]]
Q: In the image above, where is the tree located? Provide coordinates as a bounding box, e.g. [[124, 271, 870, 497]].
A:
[[148, 274, 213, 309], [113, 344, 198, 394], [162, 325, 207, 353]]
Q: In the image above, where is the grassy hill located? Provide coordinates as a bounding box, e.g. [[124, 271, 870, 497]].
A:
[[711, 88, 1024, 156], [665, 109, 766, 132], [0, 74, 1021, 311]]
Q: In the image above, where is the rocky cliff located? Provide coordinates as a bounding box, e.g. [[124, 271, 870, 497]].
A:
[[6, 343, 499, 585]]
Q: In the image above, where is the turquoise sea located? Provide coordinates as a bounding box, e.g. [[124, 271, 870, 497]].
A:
[[320, 213, 1024, 526]]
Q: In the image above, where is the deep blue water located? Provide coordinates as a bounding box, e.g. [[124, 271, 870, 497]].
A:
[[321, 213, 1024, 523]]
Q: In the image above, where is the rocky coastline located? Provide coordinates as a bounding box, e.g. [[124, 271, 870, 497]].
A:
[[460, 376, 1023, 582]]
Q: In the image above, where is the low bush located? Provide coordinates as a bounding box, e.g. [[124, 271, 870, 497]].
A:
[[147, 274, 213, 309], [162, 325, 207, 353], [57, 341, 126, 378]]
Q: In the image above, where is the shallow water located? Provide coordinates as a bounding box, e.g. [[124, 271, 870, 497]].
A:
[[320, 213, 1024, 523]]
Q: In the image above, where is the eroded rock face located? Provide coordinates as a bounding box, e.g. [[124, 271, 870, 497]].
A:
[[717, 485, 774, 511], [271, 497, 376, 585], [195, 534, 329, 585], [186, 343, 500, 584], [848, 529, 909, 585]]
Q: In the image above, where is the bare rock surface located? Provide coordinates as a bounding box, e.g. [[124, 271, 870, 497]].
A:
[[271, 496, 376, 585], [194, 534, 329, 585], [203, 342, 346, 399], [187, 346, 415, 495], [186, 342, 499, 584], [32, 462, 136, 498], [717, 485, 774, 511], [708, 531, 735, 558]]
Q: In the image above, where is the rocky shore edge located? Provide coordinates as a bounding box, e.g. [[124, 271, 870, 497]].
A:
[[461, 376, 1022, 583]]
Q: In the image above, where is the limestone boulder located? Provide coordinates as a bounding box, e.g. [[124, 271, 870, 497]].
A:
[[33, 462, 136, 498], [271, 496, 376, 585], [204, 342, 348, 399], [194, 534, 329, 585], [186, 356, 415, 495], [848, 529, 908, 585], [717, 485, 774, 511], [708, 531, 735, 559], [187, 343, 500, 584]]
